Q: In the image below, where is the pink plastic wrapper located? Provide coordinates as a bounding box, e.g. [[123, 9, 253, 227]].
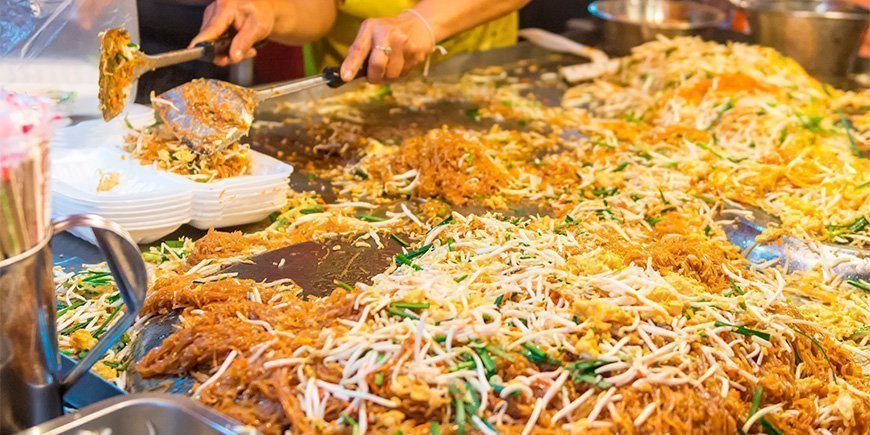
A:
[[0, 89, 62, 259]]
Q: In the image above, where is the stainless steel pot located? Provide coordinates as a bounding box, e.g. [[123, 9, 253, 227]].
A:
[[0, 215, 147, 434], [733, 0, 870, 81], [589, 0, 726, 55]]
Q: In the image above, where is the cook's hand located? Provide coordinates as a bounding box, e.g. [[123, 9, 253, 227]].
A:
[[190, 0, 276, 66], [341, 11, 436, 84]]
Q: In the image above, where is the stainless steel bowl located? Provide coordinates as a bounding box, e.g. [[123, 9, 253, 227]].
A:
[[734, 1, 869, 81], [588, 0, 726, 55]]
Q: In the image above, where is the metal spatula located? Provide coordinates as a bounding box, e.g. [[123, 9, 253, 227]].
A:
[[153, 65, 362, 153], [99, 28, 243, 121]]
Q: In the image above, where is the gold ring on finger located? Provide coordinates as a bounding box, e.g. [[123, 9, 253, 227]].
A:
[[374, 45, 393, 56]]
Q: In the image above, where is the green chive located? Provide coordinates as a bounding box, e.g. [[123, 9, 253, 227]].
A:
[[486, 345, 516, 362], [836, 109, 862, 157], [846, 279, 870, 293], [450, 360, 476, 372], [390, 233, 409, 247], [358, 214, 386, 222], [431, 216, 453, 231], [341, 414, 359, 435], [714, 321, 771, 341], [454, 393, 467, 435], [387, 307, 420, 320], [494, 294, 504, 306], [93, 303, 123, 338], [406, 244, 433, 259], [612, 162, 629, 172], [522, 343, 547, 359], [793, 329, 837, 381], [748, 386, 762, 417], [374, 372, 384, 387], [299, 206, 324, 214], [390, 301, 430, 310], [354, 169, 369, 180], [726, 278, 745, 296], [60, 322, 89, 336], [475, 347, 497, 375], [434, 334, 447, 343], [456, 274, 469, 283], [760, 418, 781, 435], [395, 253, 422, 271], [334, 280, 354, 291], [57, 300, 86, 316]]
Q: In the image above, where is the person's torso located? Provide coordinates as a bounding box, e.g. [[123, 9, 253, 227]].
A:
[[316, 0, 518, 70]]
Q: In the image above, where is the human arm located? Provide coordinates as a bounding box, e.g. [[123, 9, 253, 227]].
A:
[[191, 0, 339, 66], [341, 0, 529, 83]]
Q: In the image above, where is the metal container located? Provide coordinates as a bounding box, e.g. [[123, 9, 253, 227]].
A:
[[735, 0, 870, 81], [588, 0, 726, 55], [17, 393, 247, 435], [0, 215, 147, 434]]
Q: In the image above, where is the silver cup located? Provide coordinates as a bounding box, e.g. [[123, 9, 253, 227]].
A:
[[0, 215, 147, 434]]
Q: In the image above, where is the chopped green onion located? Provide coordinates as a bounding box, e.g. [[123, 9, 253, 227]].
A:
[[714, 321, 771, 341], [455, 274, 469, 283], [406, 244, 433, 259], [374, 372, 384, 387], [450, 360, 476, 372], [387, 307, 420, 320], [486, 345, 516, 362], [725, 278, 745, 296], [792, 329, 836, 381], [299, 206, 324, 215], [453, 386, 467, 435], [432, 216, 454, 230], [395, 253, 422, 271], [390, 234, 409, 247], [341, 414, 359, 435], [93, 303, 123, 338], [334, 280, 354, 291], [60, 322, 89, 336], [358, 214, 386, 222], [353, 169, 369, 180], [836, 109, 862, 157], [475, 347, 497, 376], [760, 418, 782, 435], [429, 421, 441, 435], [846, 279, 870, 293], [390, 301, 430, 310], [612, 162, 629, 172], [494, 294, 504, 306], [568, 359, 612, 389], [522, 343, 547, 359], [57, 300, 86, 316]]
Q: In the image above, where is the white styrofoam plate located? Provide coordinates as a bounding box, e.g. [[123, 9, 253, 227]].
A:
[[50, 108, 294, 243]]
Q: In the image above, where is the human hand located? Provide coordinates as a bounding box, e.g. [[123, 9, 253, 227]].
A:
[[853, 0, 870, 56], [341, 11, 436, 84], [190, 0, 276, 66]]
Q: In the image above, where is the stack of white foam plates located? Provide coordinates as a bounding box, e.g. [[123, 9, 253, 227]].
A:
[[188, 152, 291, 229], [50, 109, 293, 245], [52, 148, 193, 244]]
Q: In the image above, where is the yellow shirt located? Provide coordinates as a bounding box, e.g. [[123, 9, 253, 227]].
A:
[[312, 0, 518, 71]]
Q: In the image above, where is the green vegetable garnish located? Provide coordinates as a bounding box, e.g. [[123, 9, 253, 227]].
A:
[[714, 321, 771, 341]]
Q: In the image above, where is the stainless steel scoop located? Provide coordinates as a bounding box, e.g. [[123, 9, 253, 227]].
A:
[[99, 28, 241, 121], [154, 66, 360, 153]]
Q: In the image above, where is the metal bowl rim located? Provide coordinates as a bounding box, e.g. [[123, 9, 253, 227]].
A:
[[731, 0, 870, 21], [588, 0, 727, 30]]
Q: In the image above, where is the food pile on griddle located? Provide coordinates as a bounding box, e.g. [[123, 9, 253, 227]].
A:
[[58, 37, 869, 434]]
